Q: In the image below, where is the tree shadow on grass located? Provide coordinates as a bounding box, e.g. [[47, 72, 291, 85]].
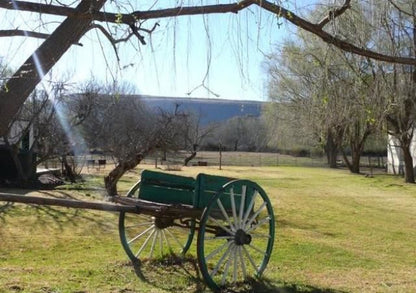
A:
[[127, 256, 347, 293], [0, 189, 115, 231], [0, 201, 14, 223]]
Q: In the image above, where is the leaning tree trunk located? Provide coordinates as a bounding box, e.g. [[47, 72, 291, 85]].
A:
[[184, 144, 198, 166], [61, 155, 76, 183], [104, 154, 144, 197], [0, 0, 107, 137], [184, 151, 197, 166]]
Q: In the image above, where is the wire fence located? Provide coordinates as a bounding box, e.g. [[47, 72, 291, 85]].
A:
[[40, 151, 387, 173], [142, 151, 387, 169]]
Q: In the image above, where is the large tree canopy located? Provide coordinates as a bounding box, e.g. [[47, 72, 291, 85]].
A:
[[0, 0, 415, 136]]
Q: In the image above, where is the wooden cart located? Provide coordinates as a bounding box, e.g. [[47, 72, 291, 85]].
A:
[[0, 170, 275, 292]]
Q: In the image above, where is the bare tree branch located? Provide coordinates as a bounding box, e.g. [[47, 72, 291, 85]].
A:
[[317, 0, 352, 28], [254, 0, 416, 65], [87, 24, 123, 60], [1, 0, 414, 65], [0, 29, 49, 39], [87, 24, 133, 44], [387, 0, 414, 17], [0, 0, 255, 24], [0, 29, 82, 45]]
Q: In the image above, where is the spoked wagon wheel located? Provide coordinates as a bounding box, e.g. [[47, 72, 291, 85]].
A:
[[119, 181, 195, 263], [197, 180, 275, 292]]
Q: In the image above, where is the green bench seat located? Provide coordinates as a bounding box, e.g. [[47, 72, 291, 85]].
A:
[[138, 170, 254, 212]]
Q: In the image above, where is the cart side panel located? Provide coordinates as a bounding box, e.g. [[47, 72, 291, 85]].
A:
[[138, 170, 196, 206], [195, 174, 254, 211]]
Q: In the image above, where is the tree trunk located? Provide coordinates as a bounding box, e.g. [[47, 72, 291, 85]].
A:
[[184, 151, 197, 166], [10, 146, 30, 186], [344, 133, 368, 174], [349, 149, 361, 174], [325, 132, 338, 168], [2, 137, 30, 186], [0, 0, 107, 136], [402, 146, 415, 183], [104, 154, 144, 196], [61, 155, 76, 183]]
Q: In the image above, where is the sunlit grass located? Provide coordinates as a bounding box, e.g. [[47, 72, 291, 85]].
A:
[[1, 165, 415, 292]]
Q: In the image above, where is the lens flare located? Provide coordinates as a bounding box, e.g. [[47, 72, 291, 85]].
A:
[[11, 0, 88, 164]]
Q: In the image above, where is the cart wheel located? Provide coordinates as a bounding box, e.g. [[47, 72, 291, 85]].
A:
[[197, 180, 275, 291], [119, 181, 195, 262]]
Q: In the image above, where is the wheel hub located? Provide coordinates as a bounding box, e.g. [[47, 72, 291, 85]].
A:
[[154, 217, 174, 229], [234, 229, 252, 246]]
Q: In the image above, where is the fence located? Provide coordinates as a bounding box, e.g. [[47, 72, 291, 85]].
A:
[[40, 152, 387, 173], [143, 151, 387, 169]]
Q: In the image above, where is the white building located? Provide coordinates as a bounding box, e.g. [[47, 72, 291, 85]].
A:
[[0, 120, 34, 150], [387, 135, 416, 175]]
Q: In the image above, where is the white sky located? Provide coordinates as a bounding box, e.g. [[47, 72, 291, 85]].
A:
[[0, 1, 318, 101]]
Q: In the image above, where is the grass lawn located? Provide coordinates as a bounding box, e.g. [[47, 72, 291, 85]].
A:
[[0, 165, 415, 292]]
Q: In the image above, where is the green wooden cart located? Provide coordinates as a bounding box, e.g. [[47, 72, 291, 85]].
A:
[[0, 170, 275, 292]]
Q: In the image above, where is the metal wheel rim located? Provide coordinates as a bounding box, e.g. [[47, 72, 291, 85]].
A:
[[119, 180, 195, 262], [197, 179, 275, 291]]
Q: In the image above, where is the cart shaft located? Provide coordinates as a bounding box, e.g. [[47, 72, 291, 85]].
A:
[[0, 193, 203, 218], [0, 192, 137, 213]]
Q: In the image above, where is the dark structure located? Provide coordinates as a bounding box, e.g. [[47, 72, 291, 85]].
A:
[[0, 124, 36, 184], [0, 147, 36, 182], [139, 95, 264, 126]]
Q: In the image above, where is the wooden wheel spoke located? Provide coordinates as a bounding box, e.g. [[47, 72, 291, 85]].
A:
[[135, 228, 156, 258], [242, 245, 260, 275], [220, 243, 234, 285], [128, 224, 155, 244], [217, 199, 235, 230], [165, 227, 185, 251], [244, 201, 267, 230], [246, 216, 271, 233], [206, 240, 230, 261], [238, 185, 247, 229], [209, 241, 233, 278]]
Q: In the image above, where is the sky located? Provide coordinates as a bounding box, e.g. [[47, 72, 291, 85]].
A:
[[0, 0, 318, 101]]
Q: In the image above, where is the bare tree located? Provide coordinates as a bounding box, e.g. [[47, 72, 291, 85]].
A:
[[182, 112, 215, 166], [208, 115, 268, 152], [81, 93, 189, 196], [1, 0, 416, 138]]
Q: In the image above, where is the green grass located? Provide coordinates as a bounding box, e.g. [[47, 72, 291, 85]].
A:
[[1, 166, 416, 292]]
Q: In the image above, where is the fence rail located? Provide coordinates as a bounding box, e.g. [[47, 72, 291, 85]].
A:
[[39, 151, 387, 172]]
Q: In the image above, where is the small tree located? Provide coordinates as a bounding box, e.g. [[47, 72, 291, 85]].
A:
[[182, 112, 215, 166], [80, 93, 190, 196]]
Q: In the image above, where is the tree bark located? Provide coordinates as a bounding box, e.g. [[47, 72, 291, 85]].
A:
[[325, 132, 338, 168], [104, 154, 144, 196], [0, 0, 107, 137], [351, 149, 361, 174], [342, 125, 371, 174], [344, 149, 361, 174], [61, 155, 76, 183], [402, 143, 415, 183], [184, 151, 197, 166]]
